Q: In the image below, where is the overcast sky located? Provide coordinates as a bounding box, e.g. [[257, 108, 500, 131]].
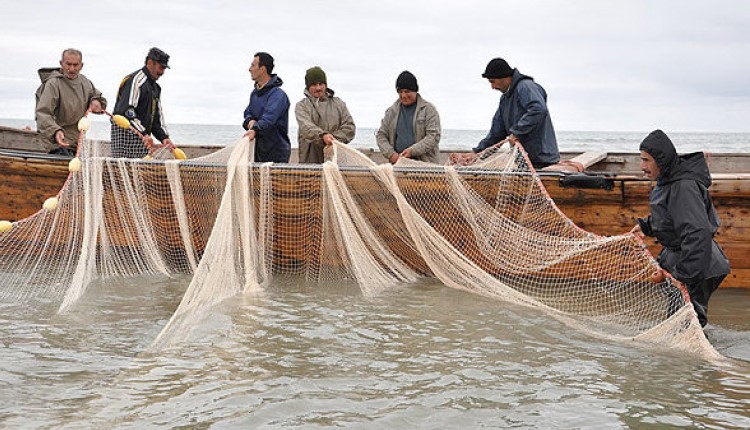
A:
[[2, 0, 749, 132]]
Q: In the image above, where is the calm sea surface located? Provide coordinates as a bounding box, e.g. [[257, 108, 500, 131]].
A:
[[3, 117, 750, 153], [0, 276, 748, 429], [1, 117, 749, 428]]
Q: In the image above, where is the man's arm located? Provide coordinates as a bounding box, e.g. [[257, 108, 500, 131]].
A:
[[252, 89, 290, 134], [670, 181, 714, 285], [35, 81, 64, 145], [151, 98, 169, 142], [474, 104, 507, 152], [636, 216, 654, 237], [242, 97, 255, 130], [114, 73, 147, 135], [295, 99, 327, 146], [87, 80, 107, 113], [375, 105, 397, 162], [331, 100, 356, 144]]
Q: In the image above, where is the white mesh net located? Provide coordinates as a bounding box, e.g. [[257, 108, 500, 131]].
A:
[[0, 124, 722, 360]]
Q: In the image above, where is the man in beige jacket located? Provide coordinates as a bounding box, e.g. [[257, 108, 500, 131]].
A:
[[376, 71, 441, 164], [35, 48, 106, 154], [295, 66, 356, 163]]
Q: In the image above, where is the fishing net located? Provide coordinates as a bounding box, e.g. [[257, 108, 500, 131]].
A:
[[0, 125, 720, 359]]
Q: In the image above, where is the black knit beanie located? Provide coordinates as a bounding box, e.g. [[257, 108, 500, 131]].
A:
[[482, 58, 513, 79], [396, 71, 419, 92]]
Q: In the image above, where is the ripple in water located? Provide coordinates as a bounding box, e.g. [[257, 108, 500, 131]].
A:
[[0, 276, 748, 428]]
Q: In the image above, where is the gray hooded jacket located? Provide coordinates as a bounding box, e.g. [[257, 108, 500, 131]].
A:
[[35, 68, 106, 151], [295, 87, 356, 163], [637, 130, 730, 285]]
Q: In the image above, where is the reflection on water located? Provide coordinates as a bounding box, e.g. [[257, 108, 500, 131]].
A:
[[0, 276, 748, 428]]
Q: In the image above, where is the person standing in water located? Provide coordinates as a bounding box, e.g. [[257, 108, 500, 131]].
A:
[[633, 129, 730, 327]]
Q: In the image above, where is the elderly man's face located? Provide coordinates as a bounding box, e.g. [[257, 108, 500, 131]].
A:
[[640, 150, 661, 180], [60, 53, 83, 80], [398, 89, 417, 107], [308, 82, 326, 98]]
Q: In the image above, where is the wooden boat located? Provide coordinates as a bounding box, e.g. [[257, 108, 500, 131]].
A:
[[1, 125, 748, 288]]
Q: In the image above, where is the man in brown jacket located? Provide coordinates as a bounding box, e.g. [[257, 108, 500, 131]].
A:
[[35, 48, 106, 155], [295, 66, 356, 163], [376, 71, 441, 164]]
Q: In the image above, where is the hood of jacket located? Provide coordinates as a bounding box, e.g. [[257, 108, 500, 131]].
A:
[[640, 129, 711, 187], [38, 67, 63, 83], [506, 69, 534, 94], [665, 152, 712, 187], [256, 74, 284, 95]]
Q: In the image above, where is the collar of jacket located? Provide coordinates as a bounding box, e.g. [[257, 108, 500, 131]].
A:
[[506, 69, 533, 94], [255, 74, 284, 94], [393, 93, 425, 111], [141, 66, 158, 83]]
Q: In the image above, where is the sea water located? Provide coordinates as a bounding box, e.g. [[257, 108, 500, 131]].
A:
[[0, 118, 749, 428], [3, 117, 750, 153], [0, 276, 748, 428]]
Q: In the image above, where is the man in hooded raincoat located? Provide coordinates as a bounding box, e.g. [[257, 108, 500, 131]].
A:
[[295, 66, 356, 163], [634, 129, 730, 327], [36, 48, 106, 155]]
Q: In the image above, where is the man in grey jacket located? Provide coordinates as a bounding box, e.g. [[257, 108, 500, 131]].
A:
[[295, 66, 356, 163], [35, 48, 106, 155], [376, 71, 441, 164]]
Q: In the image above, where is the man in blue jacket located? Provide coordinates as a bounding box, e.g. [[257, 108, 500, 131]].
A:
[[473, 58, 559, 169], [242, 52, 291, 163]]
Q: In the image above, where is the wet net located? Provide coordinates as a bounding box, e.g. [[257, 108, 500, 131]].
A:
[[0, 125, 720, 359]]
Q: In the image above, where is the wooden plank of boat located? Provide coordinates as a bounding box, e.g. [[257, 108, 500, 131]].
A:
[[569, 151, 608, 168], [0, 124, 46, 152]]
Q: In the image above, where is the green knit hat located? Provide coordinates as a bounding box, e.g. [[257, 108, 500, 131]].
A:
[[305, 66, 327, 88]]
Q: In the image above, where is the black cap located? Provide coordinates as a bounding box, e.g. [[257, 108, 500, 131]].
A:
[[482, 58, 513, 79], [396, 71, 418, 92], [147, 47, 170, 68]]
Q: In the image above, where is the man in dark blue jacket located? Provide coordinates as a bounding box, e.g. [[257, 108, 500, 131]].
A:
[[634, 130, 730, 327], [242, 52, 291, 163], [473, 58, 559, 169]]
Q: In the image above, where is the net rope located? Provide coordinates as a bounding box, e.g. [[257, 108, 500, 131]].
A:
[[0, 126, 722, 360]]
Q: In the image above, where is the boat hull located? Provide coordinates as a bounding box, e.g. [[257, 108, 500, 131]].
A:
[[1, 148, 748, 288]]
